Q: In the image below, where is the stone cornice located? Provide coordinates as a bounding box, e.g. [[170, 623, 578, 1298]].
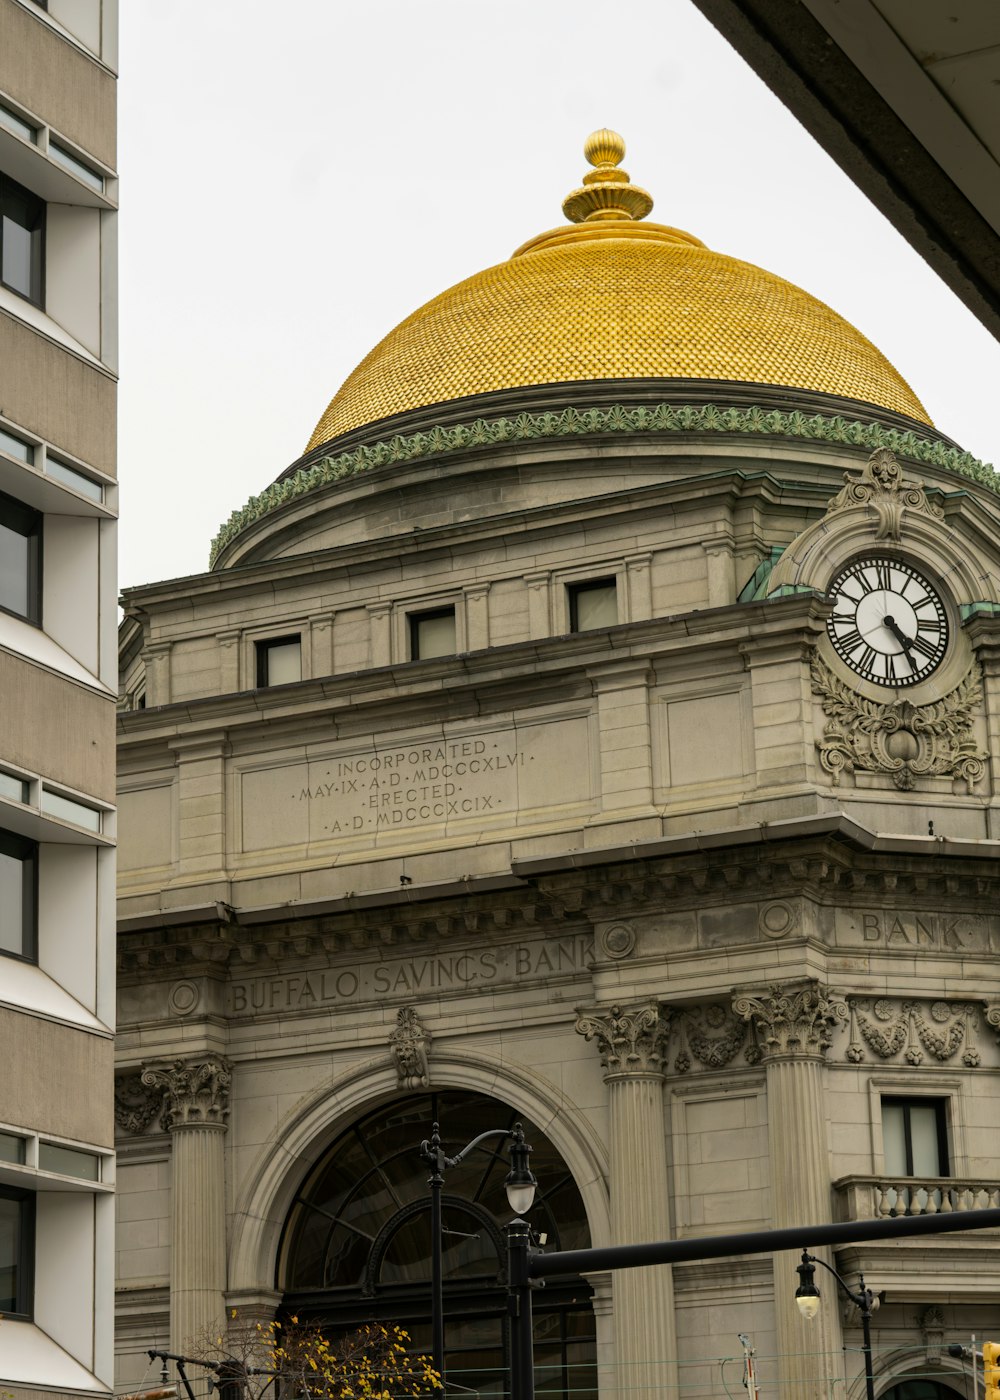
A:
[[209, 403, 995, 566], [116, 831, 1000, 976]]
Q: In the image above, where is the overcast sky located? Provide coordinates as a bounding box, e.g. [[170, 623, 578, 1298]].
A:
[[117, 0, 1000, 594]]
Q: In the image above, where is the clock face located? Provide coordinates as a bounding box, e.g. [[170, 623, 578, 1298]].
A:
[[826, 556, 949, 687]]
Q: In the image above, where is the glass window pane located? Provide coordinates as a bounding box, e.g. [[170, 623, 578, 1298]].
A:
[[264, 640, 301, 686], [0, 847, 26, 957], [40, 790, 101, 831], [0, 518, 30, 617], [572, 581, 617, 631], [909, 1105, 943, 1177], [0, 106, 36, 143], [882, 1102, 906, 1175], [413, 610, 455, 659], [38, 1143, 100, 1180], [2, 212, 33, 298], [45, 457, 103, 502], [0, 771, 29, 804], [0, 1132, 25, 1164], [0, 1196, 21, 1313], [0, 427, 34, 464], [48, 143, 104, 192]]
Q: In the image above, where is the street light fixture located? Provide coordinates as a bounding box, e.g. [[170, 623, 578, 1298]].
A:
[[419, 1120, 537, 1387], [795, 1249, 878, 1400]]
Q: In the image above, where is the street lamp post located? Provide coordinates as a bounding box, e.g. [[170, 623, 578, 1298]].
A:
[[794, 1248, 878, 1400], [419, 1121, 537, 1389]]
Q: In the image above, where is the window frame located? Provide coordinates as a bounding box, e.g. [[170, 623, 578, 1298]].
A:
[[0, 1185, 35, 1321], [567, 576, 618, 633], [0, 170, 45, 308], [0, 826, 38, 963], [409, 605, 457, 661], [880, 1095, 950, 1177], [0, 487, 42, 625], [255, 633, 302, 688]]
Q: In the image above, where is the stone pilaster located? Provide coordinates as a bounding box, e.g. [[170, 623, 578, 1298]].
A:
[[141, 1057, 232, 1352], [575, 1003, 676, 1399], [625, 554, 652, 621], [733, 981, 848, 1400], [525, 570, 551, 638], [367, 602, 392, 667], [463, 583, 491, 651], [141, 640, 173, 706], [216, 629, 241, 693]]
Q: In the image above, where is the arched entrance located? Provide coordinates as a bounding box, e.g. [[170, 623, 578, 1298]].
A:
[[278, 1089, 597, 1398]]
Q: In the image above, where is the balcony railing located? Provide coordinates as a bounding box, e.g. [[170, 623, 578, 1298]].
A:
[[834, 1174, 1000, 1220]]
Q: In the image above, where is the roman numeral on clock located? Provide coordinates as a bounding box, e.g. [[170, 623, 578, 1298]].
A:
[[910, 632, 940, 660], [834, 625, 863, 653]]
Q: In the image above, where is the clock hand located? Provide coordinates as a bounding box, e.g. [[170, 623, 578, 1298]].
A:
[[883, 614, 915, 668]]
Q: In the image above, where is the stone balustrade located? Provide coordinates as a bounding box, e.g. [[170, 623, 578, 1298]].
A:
[[835, 1174, 1000, 1221]]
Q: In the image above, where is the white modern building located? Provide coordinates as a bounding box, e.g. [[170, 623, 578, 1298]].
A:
[[0, 1, 118, 1396], [115, 131, 1000, 1400]]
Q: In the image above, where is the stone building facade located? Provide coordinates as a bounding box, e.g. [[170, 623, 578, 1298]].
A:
[[0, 1, 119, 1396], [115, 134, 1000, 1400]]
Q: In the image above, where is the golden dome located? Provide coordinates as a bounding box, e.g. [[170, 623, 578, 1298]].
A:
[[306, 133, 929, 451]]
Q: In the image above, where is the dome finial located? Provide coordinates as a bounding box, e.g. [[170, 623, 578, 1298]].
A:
[[562, 129, 654, 224]]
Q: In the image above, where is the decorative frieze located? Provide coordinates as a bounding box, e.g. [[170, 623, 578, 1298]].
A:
[[845, 999, 982, 1066], [811, 654, 988, 792], [140, 1058, 233, 1132], [672, 1004, 750, 1074], [389, 1006, 431, 1089], [575, 1002, 670, 1077], [825, 447, 944, 542], [732, 981, 847, 1060]]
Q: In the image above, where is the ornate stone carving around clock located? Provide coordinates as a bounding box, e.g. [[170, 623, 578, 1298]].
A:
[[811, 653, 988, 791], [825, 447, 944, 542]]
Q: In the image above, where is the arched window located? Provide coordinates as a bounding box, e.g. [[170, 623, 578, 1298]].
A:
[[279, 1090, 597, 1398]]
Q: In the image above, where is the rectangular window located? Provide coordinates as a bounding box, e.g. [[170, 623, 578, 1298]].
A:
[[410, 606, 456, 660], [0, 770, 30, 804], [568, 578, 618, 632], [0, 490, 41, 624], [45, 455, 103, 502], [48, 142, 104, 194], [0, 105, 37, 145], [0, 1188, 33, 1319], [0, 1132, 25, 1165], [882, 1098, 949, 1176], [0, 173, 44, 306], [40, 789, 101, 832], [0, 829, 36, 961], [0, 425, 35, 465], [38, 1143, 99, 1181], [256, 635, 302, 687]]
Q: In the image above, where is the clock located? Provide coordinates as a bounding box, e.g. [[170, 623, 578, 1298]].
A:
[[826, 556, 949, 687]]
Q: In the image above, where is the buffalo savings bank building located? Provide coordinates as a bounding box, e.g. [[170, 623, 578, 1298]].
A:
[[114, 132, 1000, 1400]]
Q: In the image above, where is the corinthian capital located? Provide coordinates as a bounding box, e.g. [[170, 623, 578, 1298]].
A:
[[732, 981, 847, 1061], [575, 1002, 670, 1078], [140, 1057, 232, 1131]]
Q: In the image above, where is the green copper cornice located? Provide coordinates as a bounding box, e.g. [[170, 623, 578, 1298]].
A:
[[209, 404, 997, 567]]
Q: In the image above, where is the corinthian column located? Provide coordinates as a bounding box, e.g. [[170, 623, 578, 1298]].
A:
[[142, 1057, 232, 1352], [732, 982, 847, 1400], [575, 1003, 676, 1400]]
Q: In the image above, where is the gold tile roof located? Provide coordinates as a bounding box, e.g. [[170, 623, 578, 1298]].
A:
[[306, 134, 930, 452]]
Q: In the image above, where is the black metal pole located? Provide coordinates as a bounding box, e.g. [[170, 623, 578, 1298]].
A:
[[507, 1216, 535, 1400], [859, 1276, 876, 1400], [422, 1123, 446, 1385], [527, 1204, 1000, 1278]]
